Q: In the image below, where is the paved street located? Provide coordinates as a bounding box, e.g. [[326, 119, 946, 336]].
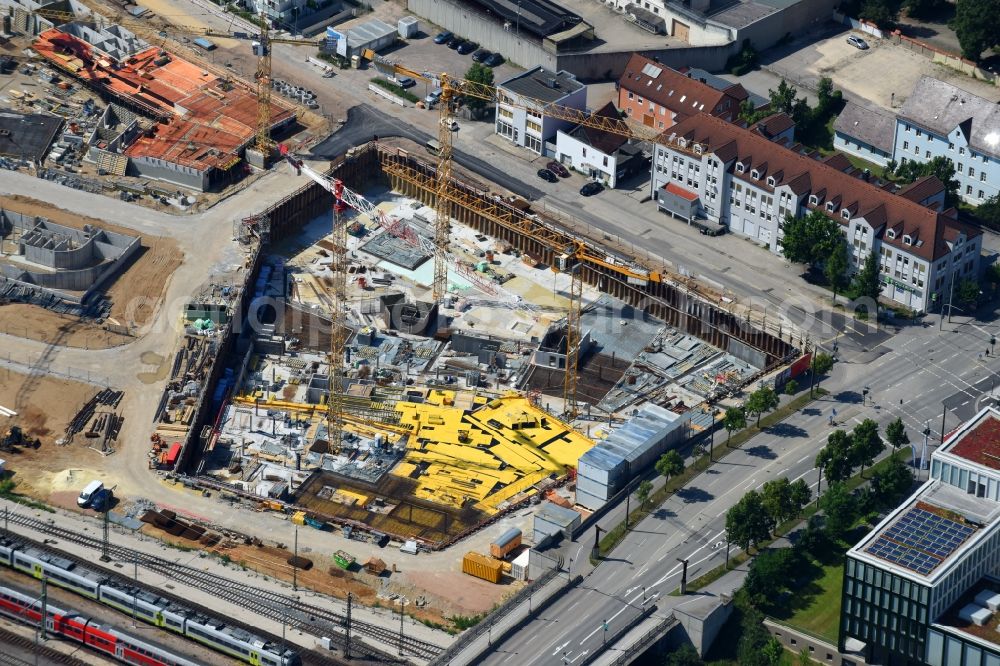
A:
[[467, 313, 1000, 665]]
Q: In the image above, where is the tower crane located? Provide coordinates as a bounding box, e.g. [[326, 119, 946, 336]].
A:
[[362, 50, 672, 417]]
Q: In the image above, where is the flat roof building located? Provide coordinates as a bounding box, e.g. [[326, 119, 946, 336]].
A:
[[0, 110, 63, 164], [842, 406, 1000, 665]]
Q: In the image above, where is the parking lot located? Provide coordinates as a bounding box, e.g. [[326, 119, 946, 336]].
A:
[[734, 24, 1000, 110]]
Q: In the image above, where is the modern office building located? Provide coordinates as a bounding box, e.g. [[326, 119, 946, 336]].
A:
[[892, 76, 1000, 205], [495, 67, 585, 155], [648, 112, 981, 312], [841, 406, 1000, 665]]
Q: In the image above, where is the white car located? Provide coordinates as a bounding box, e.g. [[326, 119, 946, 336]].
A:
[[847, 35, 870, 50], [444, 118, 459, 131]]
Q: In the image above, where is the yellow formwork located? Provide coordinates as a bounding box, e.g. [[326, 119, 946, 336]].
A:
[[391, 393, 595, 514]]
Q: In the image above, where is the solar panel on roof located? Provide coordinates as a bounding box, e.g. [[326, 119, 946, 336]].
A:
[[864, 507, 975, 575]]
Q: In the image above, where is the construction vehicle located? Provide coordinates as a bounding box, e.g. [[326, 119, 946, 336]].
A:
[[1, 426, 40, 451]]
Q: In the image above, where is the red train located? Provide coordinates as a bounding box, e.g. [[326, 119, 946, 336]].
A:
[[0, 583, 203, 666]]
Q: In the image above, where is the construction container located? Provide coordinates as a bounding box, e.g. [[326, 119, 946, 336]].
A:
[[397, 16, 419, 39], [333, 550, 356, 570], [291, 511, 307, 526], [490, 528, 522, 559], [462, 552, 503, 584], [305, 516, 326, 530], [364, 557, 387, 575], [510, 549, 530, 581]]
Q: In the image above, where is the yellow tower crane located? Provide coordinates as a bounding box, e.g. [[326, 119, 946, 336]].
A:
[[363, 50, 673, 416]]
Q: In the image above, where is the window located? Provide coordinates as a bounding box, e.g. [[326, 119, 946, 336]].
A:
[[627, 91, 634, 100], [525, 134, 542, 153], [959, 147, 965, 155], [916, 129, 922, 137], [526, 119, 541, 134], [958, 163, 964, 172], [906, 124, 911, 132], [969, 167, 975, 177], [925, 150, 931, 158], [842, 209, 851, 219], [637, 96, 644, 104], [751, 169, 760, 179], [826, 202, 835, 212], [903, 141, 909, 150], [981, 190, 985, 199], [767, 176, 775, 186], [602, 156, 608, 167], [982, 172, 987, 182], [736, 163, 744, 173], [498, 107, 513, 120], [949, 142, 954, 150], [967, 185, 973, 195]]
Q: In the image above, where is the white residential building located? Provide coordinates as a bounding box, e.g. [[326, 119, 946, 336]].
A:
[[833, 101, 896, 168], [554, 102, 645, 187], [495, 67, 586, 156], [893, 76, 1000, 205], [649, 112, 982, 313]]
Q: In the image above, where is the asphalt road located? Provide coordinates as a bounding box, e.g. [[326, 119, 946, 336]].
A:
[[308, 104, 545, 201], [474, 314, 1000, 665]]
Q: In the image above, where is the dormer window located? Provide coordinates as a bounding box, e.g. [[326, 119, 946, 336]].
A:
[[736, 163, 745, 173], [694, 144, 703, 154], [903, 234, 912, 245], [751, 169, 760, 179], [767, 176, 776, 187], [678, 138, 688, 148], [826, 202, 835, 212], [886, 229, 896, 239], [809, 195, 819, 205], [841, 209, 850, 220]]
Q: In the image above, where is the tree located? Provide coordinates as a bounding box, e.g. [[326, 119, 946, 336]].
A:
[[724, 406, 747, 446], [655, 450, 685, 485], [979, 194, 1000, 231], [885, 417, 909, 452], [739, 98, 769, 125], [762, 638, 784, 666], [860, 0, 899, 28], [744, 548, 797, 607], [736, 606, 776, 666], [761, 478, 797, 525], [784, 379, 799, 396], [904, 0, 947, 18], [810, 352, 835, 397], [768, 79, 799, 115], [790, 478, 812, 513], [894, 156, 960, 206], [871, 456, 914, 506], [851, 418, 884, 478], [745, 386, 780, 427], [956, 279, 980, 310], [953, 0, 1000, 62], [820, 482, 858, 539], [464, 63, 494, 114], [816, 429, 855, 484], [726, 490, 774, 551], [637, 479, 653, 509], [825, 240, 850, 302], [663, 644, 703, 666], [986, 263, 1000, 296], [780, 210, 843, 267], [850, 251, 883, 312]]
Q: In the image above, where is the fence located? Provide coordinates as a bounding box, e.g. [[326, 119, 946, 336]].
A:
[[0, 354, 112, 388]]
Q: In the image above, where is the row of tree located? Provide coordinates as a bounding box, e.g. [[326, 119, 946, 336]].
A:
[[635, 450, 687, 509], [725, 476, 813, 552], [740, 78, 843, 151], [816, 416, 913, 484]]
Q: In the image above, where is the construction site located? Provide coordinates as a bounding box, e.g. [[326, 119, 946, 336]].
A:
[[143, 139, 797, 557]]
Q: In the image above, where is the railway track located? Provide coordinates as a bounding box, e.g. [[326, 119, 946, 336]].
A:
[[5, 512, 442, 661], [0, 625, 91, 666]]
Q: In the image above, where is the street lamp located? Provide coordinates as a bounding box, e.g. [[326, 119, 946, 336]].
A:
[[602, 619, 609, 645]]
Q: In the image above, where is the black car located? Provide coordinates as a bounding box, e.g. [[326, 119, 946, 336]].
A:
[[447, 35, 464, 49], [472, 48, 492, 63], [457, 40, 479, 55], [580, 181, 604, 196], [433, 31, 453, 44], [483, 52, 505, 67], [537, 168, 558, 183]]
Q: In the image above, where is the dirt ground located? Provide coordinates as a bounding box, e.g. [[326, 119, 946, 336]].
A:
[[0, 195, 183, 345], [0, 369, 104, 495]]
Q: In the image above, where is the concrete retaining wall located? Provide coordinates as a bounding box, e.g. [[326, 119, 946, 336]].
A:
[[556, 43, 734, 80]]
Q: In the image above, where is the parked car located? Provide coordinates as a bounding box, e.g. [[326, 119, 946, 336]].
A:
[[537, 168, 558, 183], [457, 40, 479, 55], [433, 31, 453, 44], [546, 161, 570, 178], [847, 35, 869, 50], [483, 52, 505, 67], [395, 76, 416, 89], [445, 118, 460, 131], [580, 181, 604, 196], [447, 35, 464, 49], [472, 48, 492, 63], [425, 89, 443, 106]]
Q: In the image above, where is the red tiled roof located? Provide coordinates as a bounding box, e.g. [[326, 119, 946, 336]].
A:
[[662, 112, 980, 261], [32, 28, 294, 173], [948, 415, 1000, 470], [664, 182, 699, 201], [620, 54, 736, 119], [749, 112, 794, 139], [897, 175, 945, 204]]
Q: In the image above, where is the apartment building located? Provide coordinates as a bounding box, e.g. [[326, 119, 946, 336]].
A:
[[841, 406, 1000, 666], [554, 103, 646, 187], [833, 102, 896, 167], [495, 67, 586, 155], [893, 76, 1000, 205], [617, 54, 748, 132], [649, 112, 981, 313]]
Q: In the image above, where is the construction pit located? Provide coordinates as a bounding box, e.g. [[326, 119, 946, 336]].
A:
[[182, 142, 798, 552]]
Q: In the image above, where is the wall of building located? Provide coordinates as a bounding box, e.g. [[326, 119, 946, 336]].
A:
[[407, 0, 558, 70], [833, 131, 891, 167], [735, 0, 837, 52], [926, 627, 1000, 666], [129, 157, 210, 192], [556, 43, 734, 81], [765, 619, 864, 665], [893, 119, 1000, 205]]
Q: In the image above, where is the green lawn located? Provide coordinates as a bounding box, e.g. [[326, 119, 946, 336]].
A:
[[776, 558, 845, 643]]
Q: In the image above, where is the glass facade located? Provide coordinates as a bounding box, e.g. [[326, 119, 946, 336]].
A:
[[926, 627, 1000, 666], [841, 556, 931, 661]]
